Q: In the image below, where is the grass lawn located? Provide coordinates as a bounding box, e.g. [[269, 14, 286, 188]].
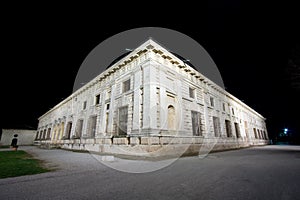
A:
[[0, 150, 51, 179], [0, 145, 10, 148]]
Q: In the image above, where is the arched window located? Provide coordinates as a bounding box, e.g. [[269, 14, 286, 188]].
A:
[[168, 105, 176, 130]]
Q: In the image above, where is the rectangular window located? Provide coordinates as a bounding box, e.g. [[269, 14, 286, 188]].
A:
[[118, 106, 128, 135], [234, 122, 241, 138], [259, 129, 262, 139], [123, 79, 130, 93], [189, 87, 195, 98], [35, 131, 39, 140], [261, 130, 264, 139], [75, 119, 83, 138], [213, 116, 221, 137], [83, 101, 87, 110], [223, 103, 226, 111], [210, 97, 214, 107], [257, 129, 261, 139], [47, 128, 51, 139], [232, 108, 235, 115], [106, 103, 110, 110], [88, 116, 97, 137], [39, 130, 43, 140], [191, 111, 202, 136], [42, 129, 47, 140], [253, 128, 257, 139], [95, 94, 100, 105], [66, 122, 72, 139], [225, 120, 232, 137]]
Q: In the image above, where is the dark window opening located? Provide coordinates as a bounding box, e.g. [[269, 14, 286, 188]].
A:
[[47, 128, 51, 139], [83, 101, 87, 110], [95, 94, 100, 105], [35, 131, 39, 140], [210, 97, 214, 107], [225, 120, 232, 137], [257, 129, 261, 139], [234, 122, 241, 138], [123, 79, 130, 93], [189, 87, 195, 98], [253, 128, 257, 139], [191, 111, 202, 136], [66, 122, 72, 139]]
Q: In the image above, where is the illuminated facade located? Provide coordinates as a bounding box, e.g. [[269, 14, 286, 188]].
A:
[[36, 39, 269, 156]]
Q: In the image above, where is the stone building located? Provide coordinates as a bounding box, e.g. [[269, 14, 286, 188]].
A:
[[35, 39, 269, 156], [1, 129, 36, 146]]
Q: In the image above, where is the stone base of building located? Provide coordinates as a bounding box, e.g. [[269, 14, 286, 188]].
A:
[[35, 136, 269, 158]]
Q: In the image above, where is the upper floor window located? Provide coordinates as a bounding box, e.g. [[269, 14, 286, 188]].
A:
[[123, 79, 130, 93], [222, 103, 226, 111], [189, 87, 195, 98], [83, 101, 87, 110], [210, 97, 214, 107], [95, 94, 100, 105]]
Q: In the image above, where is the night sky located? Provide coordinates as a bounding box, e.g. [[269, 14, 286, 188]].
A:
[[2, 2, 299, 142]]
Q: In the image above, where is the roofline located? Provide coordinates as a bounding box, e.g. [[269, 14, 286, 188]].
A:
[[39, 38, 265, 120]]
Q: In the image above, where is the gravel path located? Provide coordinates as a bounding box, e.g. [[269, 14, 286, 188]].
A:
[[0, 145, 299, 200]]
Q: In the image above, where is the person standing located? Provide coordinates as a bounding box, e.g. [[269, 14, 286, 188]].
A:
[[11, 134, 18, 151]]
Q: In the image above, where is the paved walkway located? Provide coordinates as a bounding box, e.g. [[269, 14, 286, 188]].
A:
[[0, 145, 300, 200]]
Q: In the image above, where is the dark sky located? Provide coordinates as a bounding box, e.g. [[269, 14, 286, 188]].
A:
[[2, 2, 299, 140]]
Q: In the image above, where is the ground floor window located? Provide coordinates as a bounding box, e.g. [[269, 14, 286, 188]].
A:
[[191, 111, 202, 136], [213, 116, 221, 137], [75, 119, 83, 138], [87, 116, 97, 137], [66, 122, 72, 139], [118, 106, 128, 135], [42, 129, 46, 140], [234, 122, 241, 138], [35, 131, 39, 140], [47, 128, 51, 139], [225, 120, 232, 137], [257, 129, 262, 139], [253, 128, 257, 139]]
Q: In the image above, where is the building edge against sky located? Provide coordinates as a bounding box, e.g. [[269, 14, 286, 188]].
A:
[[35, 39, 269, 156]]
